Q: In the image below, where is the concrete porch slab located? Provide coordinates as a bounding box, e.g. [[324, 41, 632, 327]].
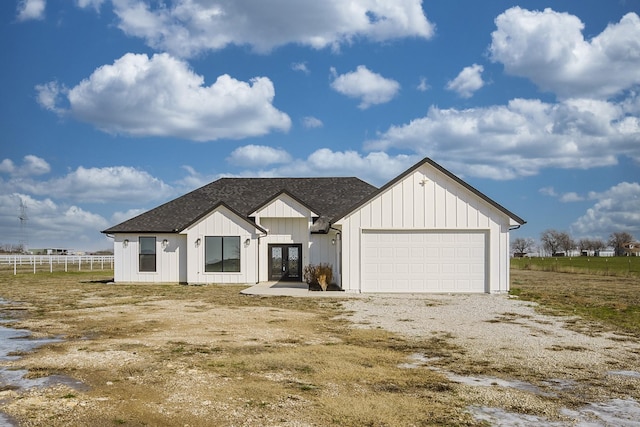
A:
[[241, 282, 356, 297]]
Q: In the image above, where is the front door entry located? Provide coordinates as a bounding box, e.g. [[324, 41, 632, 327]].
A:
[[268, 244, 302, 281]]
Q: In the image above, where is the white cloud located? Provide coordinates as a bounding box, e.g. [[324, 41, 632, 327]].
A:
[[227, 145, 292, 168], [301, 150, 414, 184], [1, 162, 172, 204], [75, 0, 105, 11], [540, 186, 584, 202], [572, 182, 640, 237], [16, 0, 45, 21], [365, 96, 640, 180], [197, 149, 415, 186], [0, 193, 109, 251], [560, 192, 584, 203], [37, 52, 291, 141], [0, 155, 50, 177], [110, 208, 146, 225], [302, 116, 323, 129], [291, 62, 310, 74], [109, 0, 434, 57], [446, 64, 484, 98], [35, 81, 66, 113], [231, 149, 417, 187], [43, 166, 173, 203], [539, 187, 558, 197], [417, 77, 430, 92], [0, 159, 14, 174], [330, 65, 400, 109], [490, 7, 640, 99], [171, 165, 213, 192]]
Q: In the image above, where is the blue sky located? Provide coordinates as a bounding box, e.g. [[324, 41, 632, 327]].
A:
[[1, 0, 639, 252]]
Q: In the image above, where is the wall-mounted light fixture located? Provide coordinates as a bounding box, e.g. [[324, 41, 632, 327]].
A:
[[123, 239, 129, 248], [331, 238, 336, 245], [244, 238, 251, 247], [162, 239, 169, 248], [195, 238, 201, 247]]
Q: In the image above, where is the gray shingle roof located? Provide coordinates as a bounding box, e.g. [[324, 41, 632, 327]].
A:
[[101, 177, 378, 234]]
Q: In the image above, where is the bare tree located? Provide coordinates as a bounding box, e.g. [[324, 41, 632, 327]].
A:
[[511, 237, 535, 256], [592, 239, 606, 253], [557, 232, 574, 255], [609, 232, 635, 256], [540, 229, 560, 256], [578, 238, 606, 255]]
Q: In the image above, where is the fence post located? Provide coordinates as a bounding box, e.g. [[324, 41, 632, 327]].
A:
[[65, 257, 68, 272], [13, 256, 16, 275], [50, 256, 53, 273]]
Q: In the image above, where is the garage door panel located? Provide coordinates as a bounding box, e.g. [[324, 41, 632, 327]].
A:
[[379, 263, 393, 274], [410, 264, 424, 274], [410, 247, 424, 258], [395, 247, 409, 258], [361, 230, 486, 293]]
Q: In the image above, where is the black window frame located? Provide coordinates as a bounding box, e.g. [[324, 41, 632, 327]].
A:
[[139, 236, 156, 272], [205, 236, 241, 273]]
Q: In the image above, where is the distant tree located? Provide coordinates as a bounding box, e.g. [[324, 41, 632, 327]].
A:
[[540, 229, 573, 256], [0, 243, 24, 254], [592, 239, 606, 253], [511, 237, 535, 256], [578, 239, 589, 253], [557, 232, 574, 255], [609, 231, 635, 256], [578, 238, 606, 255], [540, 229, 560, 256]]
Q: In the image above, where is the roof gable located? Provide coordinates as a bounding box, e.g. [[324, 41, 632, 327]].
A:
[[334, 157, 526, 226], [250, 190, 318, 218], [183, 203, 267, 234]]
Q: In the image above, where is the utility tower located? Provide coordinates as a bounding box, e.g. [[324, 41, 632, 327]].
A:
[[18, 198, 28, 251]]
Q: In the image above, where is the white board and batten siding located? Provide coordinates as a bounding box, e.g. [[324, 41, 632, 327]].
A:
[[336, 163, 514, 293], [183, 205, 259, 284], [254, 193, 316, 283], [113, 234, 187, 283]]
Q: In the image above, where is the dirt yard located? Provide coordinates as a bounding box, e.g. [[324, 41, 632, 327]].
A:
[[0, 270, 639, 426]]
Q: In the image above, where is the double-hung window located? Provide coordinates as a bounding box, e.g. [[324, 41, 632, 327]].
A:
[[139, 237, 156, 272], [205, 236, 240, 272]]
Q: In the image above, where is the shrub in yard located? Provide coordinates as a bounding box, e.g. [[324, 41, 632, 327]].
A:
[[303, 263, 333, 291]]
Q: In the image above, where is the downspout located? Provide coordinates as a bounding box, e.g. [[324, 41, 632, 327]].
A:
[[256, 230, 268, 284], [330, 226, 342, 287]]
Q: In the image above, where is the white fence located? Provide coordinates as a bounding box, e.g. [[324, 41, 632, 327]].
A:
[[0, 255, 114, 275]]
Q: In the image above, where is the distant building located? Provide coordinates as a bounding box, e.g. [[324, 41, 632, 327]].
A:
[[30, 248, 69, 255]]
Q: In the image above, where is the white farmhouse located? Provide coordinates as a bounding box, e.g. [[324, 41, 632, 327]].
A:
[[102, 158, 525, 293]]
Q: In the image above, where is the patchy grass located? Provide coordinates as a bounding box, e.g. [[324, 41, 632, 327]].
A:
[[0, 270, 475, 426], [511, 256, 640, 277], [510, 270, 640, 336]]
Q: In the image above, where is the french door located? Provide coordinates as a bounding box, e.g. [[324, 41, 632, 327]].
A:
[[268, 244, 302, 281]]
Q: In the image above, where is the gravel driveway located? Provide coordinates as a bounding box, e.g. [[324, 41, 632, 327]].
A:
[[341, 293, 640, 426]]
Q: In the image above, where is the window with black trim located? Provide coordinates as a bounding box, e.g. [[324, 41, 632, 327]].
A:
[[139, 236, 156, 272], [205, 236, 240, 272]]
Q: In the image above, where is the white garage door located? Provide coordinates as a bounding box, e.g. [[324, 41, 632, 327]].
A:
[[361, 230, 486, 293]]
